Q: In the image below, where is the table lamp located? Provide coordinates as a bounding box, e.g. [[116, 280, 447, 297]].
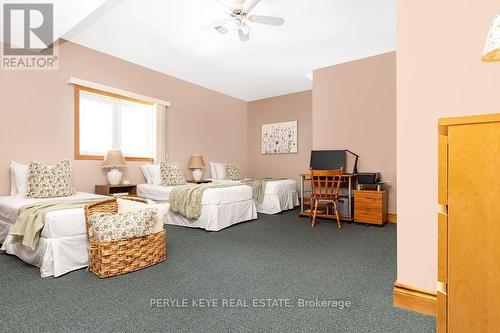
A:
[[103, 150, 126, 185], [482, 14, 500, 62], [188, 155, 205, 181]]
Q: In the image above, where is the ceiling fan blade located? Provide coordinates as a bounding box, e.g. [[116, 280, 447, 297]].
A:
[[248, 15, 285, 26], [242, 0, 262, 13], [201, 19, 232, 31], [238, 28, 250, 42]]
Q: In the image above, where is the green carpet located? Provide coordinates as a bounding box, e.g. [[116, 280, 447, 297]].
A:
[[0, 209, 435, 332]]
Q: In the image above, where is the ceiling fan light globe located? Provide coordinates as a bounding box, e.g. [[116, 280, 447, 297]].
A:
[[238, 28, 250, 42]]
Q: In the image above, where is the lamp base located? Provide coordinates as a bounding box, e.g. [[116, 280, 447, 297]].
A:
[[107, 168, 123, 185], [192, 169, 202, 182]]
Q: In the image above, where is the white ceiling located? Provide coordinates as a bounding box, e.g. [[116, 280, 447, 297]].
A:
[[0, 0, 107, 46], [3, 0, 396, 101]]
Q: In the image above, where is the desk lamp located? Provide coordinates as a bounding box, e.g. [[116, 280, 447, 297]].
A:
[[345, 150, 359, 174]]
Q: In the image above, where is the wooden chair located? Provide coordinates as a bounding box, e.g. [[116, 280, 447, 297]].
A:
[[310, 167, 343, 229]]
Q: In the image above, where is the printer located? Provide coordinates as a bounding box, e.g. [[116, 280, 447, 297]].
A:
[[356, 172, 385, 190]]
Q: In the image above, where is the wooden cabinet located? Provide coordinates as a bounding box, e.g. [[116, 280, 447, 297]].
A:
[[438, 114, 500, 333], [353, 190, 388, 225]]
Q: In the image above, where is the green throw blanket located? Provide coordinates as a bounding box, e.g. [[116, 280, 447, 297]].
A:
[[169, 184, 238, 220], [240, 178, 285, 204], [9, 198, 105, 250]]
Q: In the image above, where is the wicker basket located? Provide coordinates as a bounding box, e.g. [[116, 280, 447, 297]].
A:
[[84, 197, 167, 278]]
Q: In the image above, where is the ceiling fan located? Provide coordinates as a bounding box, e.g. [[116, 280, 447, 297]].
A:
[[202, 0, 285, 42]]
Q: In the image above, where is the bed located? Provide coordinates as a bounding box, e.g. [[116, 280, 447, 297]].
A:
[[137, 183, 257, 231], [209, 162, 299, 214], [211, 178, 299, 214], [0, 192, 107, 277]]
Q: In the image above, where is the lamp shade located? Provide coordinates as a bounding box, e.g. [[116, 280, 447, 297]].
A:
[[103, 150, 126, 168], [482, 14, 500, 62], [188, 155, 205, 169]]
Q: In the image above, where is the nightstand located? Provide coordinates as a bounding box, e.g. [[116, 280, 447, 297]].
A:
[[187, 180, 212, 184], [95, 184, 137, 197]]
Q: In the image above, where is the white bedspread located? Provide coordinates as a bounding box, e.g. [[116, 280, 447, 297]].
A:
[[210, 179, 299, 214], [0, 192, 107, 277], [262, 179, 298, 194], [137, 183, 253, 204], [0, 192, 106, 239], [211, 178, 298, 194], [137, 184, 257, 231], [165, 200, 257, 231]]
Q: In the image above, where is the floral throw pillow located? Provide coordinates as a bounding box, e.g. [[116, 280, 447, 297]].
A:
[[26, 160, 76, 198], [117, 198, 168, 234], [160, 162, 187, 186], [226, 162, 243, 181], [89, 208, 157, 241]]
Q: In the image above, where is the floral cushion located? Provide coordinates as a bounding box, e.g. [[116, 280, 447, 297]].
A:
[[225, 162, 243, 181], [160, 162, 187, 186], [26, 160, 76, 198], [117, 198, 168, 233], [89, 208, 157, 241]]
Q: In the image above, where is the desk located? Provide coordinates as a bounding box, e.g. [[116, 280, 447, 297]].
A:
[[299, 173, 356, 221]]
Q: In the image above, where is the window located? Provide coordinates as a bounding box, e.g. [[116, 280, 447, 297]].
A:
[[75, 86, 156, 162]]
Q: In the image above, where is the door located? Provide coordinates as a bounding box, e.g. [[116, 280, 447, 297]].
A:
[[448, 122, 500, 332]]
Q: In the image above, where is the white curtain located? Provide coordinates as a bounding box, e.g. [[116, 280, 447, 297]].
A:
[[155, 104, 168, 162]]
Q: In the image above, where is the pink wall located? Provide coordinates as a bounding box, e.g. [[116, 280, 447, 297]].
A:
[[312, 52, 397, 214], [247, 91, 312, 184], [0, 41, 247, 195], [397, 0, 500, 291]]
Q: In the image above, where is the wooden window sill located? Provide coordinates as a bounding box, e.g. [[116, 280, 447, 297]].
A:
[[75, 154, 154, 162]]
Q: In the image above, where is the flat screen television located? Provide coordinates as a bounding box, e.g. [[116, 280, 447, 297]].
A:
[[310, 150, 346, 170]]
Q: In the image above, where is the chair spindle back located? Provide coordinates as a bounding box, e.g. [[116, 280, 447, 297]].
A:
[[310, 167, 343, 200]]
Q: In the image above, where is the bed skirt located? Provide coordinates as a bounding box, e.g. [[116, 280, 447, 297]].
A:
[[0, 222, 88, 278], [0, 219, 10, 243], [256, 192, 299, 215], [165, 199, 257, 231]]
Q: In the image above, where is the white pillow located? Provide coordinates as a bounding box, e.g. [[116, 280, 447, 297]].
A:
[[140, 164, 152, 184], [209, 162, 217, 180], [117, 198, 168, 233], [9, 161, 18, 196], [11, 161, 29, 197], [213, 162, 227, 180], [147, 164, 162, 185]]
